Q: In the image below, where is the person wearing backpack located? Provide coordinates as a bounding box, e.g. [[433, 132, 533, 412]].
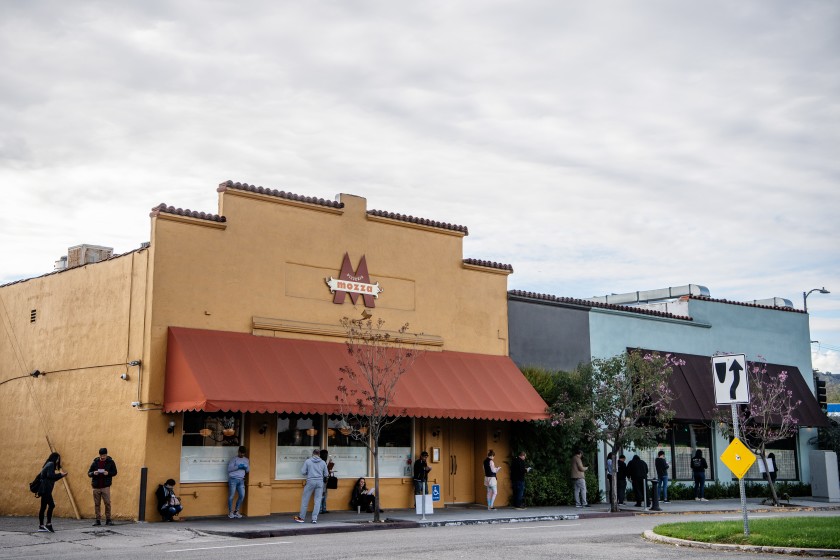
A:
[[87, 447, 118, 526], [691, 449, 709, 501], [37, 452, 67, 533]]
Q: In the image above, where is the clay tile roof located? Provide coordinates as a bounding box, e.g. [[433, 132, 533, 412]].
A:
[[367, 209, 469, 235], [218, 180, 343, 209], [507, 289, 693, 321], [150, 203, 226, 223], [687, 295, 804, 313], [463, 258, 514, 272]]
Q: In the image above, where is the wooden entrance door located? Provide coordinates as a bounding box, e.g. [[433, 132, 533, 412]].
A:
[[443, 419, 474, 504]]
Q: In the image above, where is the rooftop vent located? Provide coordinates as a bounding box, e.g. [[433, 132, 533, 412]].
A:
[[588, 284, 710, 305], [66, 244, 114, 268]]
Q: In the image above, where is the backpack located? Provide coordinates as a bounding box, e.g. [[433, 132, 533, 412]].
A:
[[29, 473, 42, 497]]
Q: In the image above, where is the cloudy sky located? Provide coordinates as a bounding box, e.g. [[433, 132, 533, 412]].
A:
[[2, 1, 838, 371]]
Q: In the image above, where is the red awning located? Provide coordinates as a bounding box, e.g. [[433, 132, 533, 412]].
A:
[[164, 327, 549, 421]]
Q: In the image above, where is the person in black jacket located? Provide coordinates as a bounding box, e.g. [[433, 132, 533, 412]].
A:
[[510, 451, 530, 509], [627, 455, 649, 507], [155, 479, 182, 521], [616, 455, 628, 505], [413, 451, 431, 495], [88, 447, 118, 526], [655, 450, 670, 503], [691, 449, 709, 501], [38, 452, 67, 532]]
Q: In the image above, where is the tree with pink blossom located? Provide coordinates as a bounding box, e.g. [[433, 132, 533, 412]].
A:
[[551, 349, 681, 512], [715, 357, 801, 507]]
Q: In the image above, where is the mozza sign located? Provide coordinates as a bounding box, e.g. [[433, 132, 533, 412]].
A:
[[325, 253, 382, 308]]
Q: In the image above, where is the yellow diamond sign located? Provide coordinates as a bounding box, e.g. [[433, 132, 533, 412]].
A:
[[721, 437, 756, 479]]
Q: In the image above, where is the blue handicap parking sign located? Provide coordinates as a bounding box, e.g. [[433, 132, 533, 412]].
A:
[[432, 484, 441, 502]]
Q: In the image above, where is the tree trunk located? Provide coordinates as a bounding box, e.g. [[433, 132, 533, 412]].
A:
[[372, 446, 381, 522], [759, 446, 780, 506]]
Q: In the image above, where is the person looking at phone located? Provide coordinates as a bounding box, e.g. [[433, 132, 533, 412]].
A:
[[227, 446, 250, 518], [87, 447, 118, 526]]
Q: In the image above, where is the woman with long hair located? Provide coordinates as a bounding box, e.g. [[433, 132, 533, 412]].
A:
[[349, 477, 375, 513], [38, 452, 67, 532], [483, 449, 502, 510]]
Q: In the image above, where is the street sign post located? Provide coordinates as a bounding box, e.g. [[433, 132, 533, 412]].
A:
[[712, 354, 752, 535]]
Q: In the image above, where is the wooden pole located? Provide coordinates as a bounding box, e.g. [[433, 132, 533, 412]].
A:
[[45, 435, 81, 520]]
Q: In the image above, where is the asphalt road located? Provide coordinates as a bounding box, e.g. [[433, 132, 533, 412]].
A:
[[3, 510, 838, 560]]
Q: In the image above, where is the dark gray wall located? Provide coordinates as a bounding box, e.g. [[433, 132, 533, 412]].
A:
[[508, 299, 591, 372]]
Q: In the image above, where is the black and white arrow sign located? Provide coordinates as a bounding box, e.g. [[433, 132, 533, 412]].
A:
[[711, 354, 750, 404]]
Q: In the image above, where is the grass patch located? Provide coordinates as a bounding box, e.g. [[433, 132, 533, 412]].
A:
[[653, 517, 840, 549]]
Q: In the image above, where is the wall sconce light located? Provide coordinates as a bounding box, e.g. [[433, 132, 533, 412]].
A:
[[128, 360, 141, 367], [259, 423, 268, 435], [492, 429, 502, 442], [431, 427, 441, 438], [30, 370, 42, 378], [167, 420, 176, 435], [120, 373, 129, 381]]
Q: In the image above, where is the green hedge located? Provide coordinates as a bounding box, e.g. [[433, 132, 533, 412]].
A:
[[521, 475, 811, 506], [521, 471, 602, 506], [627, 480, 812, 502]]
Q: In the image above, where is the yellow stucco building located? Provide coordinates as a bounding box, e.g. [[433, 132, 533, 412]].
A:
[[1, 181, 546, 521]]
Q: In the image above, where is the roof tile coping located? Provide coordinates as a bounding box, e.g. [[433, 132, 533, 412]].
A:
[[150, 203, 226, 222], [367, 209, 469, 235], [218, 180, 344, 209], [508, 289, 694, 321], [687, 294, 805, 313], [463, 258, 513, 272]]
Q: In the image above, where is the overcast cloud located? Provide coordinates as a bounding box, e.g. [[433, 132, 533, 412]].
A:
[[1, 1, 838, 371]]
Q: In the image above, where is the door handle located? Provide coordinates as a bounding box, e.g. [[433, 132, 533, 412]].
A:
[[454, 455, 457, 475], [450, 456, 454, 475]]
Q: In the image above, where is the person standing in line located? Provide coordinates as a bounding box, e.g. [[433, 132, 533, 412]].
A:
[[510, 451, 530, 509], [227, 446, 250, 518], [88, 447, 118, 526], [483, 449, 502, 510], [605, 452, 614, 505], [413, 450, 431, 495], [319, 449, 334, 514], [37, 452, 67, 533], [627, 454, 649, 507], [616, 454, 628, 505], [762, 452, 778, 484], [655, 450, 670, 504], [570, 449, 589, 508], [691, 449, 709, 501], [294, 448, 328, 523]]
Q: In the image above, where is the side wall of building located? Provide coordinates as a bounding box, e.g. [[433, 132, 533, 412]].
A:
[[508, 300, 591, 372], [0, 250, 150, 519]]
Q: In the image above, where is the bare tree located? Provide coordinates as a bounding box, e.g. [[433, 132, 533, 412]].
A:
[[552, 349, 680, 512], [335, 316, 422, 522], [715, 358, 801, 506]]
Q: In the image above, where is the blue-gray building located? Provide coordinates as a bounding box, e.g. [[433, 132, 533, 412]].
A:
[[508, 285, 826, 495]]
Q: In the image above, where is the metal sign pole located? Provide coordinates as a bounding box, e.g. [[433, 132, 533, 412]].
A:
[[731, 403, 749, 536], [421, 481, 427, 521]]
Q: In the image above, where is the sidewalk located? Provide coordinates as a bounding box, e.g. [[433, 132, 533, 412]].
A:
[[2, 497, 838, 540]]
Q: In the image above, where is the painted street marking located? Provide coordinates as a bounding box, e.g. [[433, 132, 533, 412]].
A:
[[501, 523, 581, 530], [167, 541, 292, 552]]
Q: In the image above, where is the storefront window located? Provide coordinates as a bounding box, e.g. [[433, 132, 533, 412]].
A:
[[673, 423, 713, 480], [377, 417, 413, 478], [180, 412, 242, 482], [743, 436, 798, 480], [326, 415, 368, 479], [275, 413, 323, 479]]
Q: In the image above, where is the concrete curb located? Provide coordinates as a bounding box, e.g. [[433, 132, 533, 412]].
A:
[[643, 530, 840, 558]]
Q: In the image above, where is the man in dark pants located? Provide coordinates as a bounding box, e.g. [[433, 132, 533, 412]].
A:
[[413, 451, 431, 495], [88, 447, 118, 526], [616, 454, 628, 505], [510, 451, 530, 509], [627, 454, 649, 507]]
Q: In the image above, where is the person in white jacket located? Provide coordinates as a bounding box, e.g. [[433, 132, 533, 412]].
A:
[[294, 449, 328, 524]]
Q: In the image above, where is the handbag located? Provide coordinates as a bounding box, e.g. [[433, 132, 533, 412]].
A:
[[326, 475, 338, 489]]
